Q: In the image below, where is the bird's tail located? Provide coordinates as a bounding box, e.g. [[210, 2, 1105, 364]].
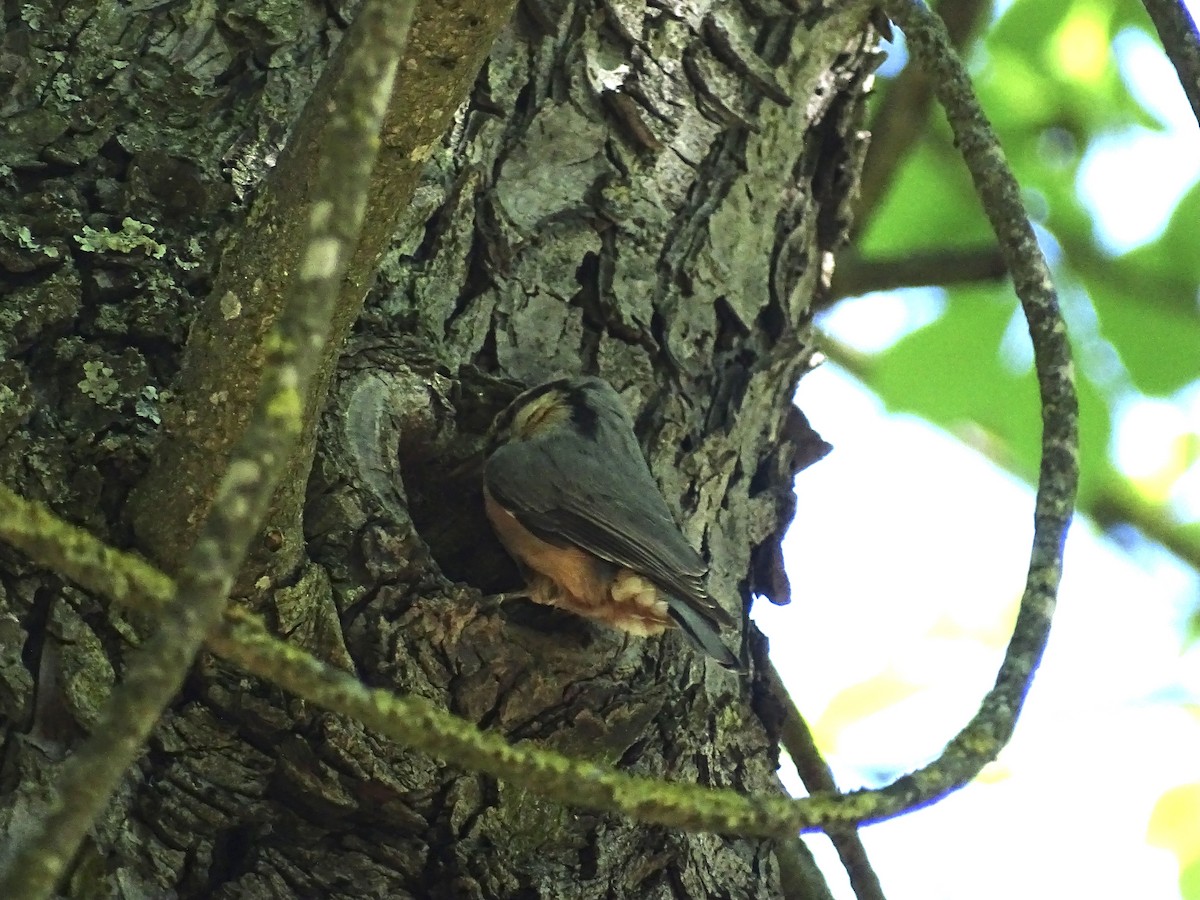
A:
[[667, 602, 743, 670]]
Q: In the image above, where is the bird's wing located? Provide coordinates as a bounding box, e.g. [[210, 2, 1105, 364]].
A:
[[484, 436, 734, 629]]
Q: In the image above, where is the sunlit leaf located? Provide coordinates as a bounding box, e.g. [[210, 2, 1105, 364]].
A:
[[1181, 859, 1200, 900], [811, 669, 923, 751], [868, 284, 1041, 476], [1147, 782, 1200, 859], [1121, 180, 1200, 294]]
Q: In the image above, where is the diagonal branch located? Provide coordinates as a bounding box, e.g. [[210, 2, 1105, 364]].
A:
[[1141, 0, 1200, 127], [129, 0, 519, 579], [763, 661, 887, 900], [0, 3, 416, 897]]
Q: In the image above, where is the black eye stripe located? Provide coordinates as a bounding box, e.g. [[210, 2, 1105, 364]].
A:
[[565, 386, 599, 439], [492, 381, 563, 434]]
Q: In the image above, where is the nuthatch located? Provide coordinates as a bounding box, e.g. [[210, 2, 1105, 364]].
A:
[[483, 376, 740, 669]]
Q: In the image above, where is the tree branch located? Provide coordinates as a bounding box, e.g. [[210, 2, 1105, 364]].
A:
[[1090, 481, 1200, 573], [128, 0, 518, 578], [0, 488, 953, 837], [0, 3, 415, 897], [827, 246, 1008, 301], [872, 0, 1078, 806], [1141, 0, 1200, 127], [763, 661, 888, 900], [776, 836, 838, 900]]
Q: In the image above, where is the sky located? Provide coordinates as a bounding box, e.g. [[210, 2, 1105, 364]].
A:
[[752, 10, 1200, 899], [755, 367, 1199, 900]]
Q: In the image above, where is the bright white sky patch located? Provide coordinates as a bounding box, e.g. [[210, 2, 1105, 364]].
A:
[[755, 366, 1200, 900], [820, 287, 946, 353], [1076, 28, 1200, 254]]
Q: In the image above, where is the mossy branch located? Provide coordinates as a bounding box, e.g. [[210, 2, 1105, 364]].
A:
[[128, 0, 519, 575], [869, 0, 1079, 803]]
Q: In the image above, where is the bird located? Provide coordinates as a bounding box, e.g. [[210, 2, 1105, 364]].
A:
[[482, 376, 741, 669]]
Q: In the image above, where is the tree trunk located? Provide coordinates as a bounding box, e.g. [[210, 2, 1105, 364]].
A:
[[0, 0, 875, 896]]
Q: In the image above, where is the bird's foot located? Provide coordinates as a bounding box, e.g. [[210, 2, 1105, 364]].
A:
[[476, 589, 530, 613]]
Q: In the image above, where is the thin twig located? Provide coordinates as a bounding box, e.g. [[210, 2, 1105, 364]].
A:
[[1090, 483, 1200, 571], [763, 661, 888, 900], [827, 246, 1008, 301], [856, 0, 1077, 813], [776, 832, 838, 900], [0, 3, 415, 898], [1141, 0, 1200, 127]]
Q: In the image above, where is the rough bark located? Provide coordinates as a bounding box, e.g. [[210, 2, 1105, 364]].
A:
[[0, 0, 875, 896]]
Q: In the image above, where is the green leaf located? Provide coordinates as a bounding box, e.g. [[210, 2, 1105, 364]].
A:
[[1122, 180, 1200, 290], [1087, 276, 1200, 396], [863, 283, 1115, 506], [869, 285, 1043, 477], [860, 144, 992, 256]]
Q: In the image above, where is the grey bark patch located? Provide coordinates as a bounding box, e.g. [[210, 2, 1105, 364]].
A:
[[493, 103, 612, 236]]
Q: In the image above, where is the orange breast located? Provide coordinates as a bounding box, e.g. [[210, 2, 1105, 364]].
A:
[[483, 488, 672, 636], [484, 488, 612, 605]]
